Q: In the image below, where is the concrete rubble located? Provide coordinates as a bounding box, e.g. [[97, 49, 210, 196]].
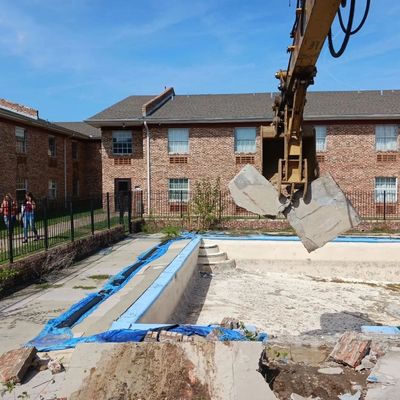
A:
[[0, 347, 37, 383], [228, 164, 289, 216], [365, 348, 400, 399], [59, 342, 278, 400], [229, 166, 361, 251], [330, 331, 371, 368]]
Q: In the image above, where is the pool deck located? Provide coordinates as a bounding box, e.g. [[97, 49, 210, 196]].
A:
[[0, 235, 162, 353]]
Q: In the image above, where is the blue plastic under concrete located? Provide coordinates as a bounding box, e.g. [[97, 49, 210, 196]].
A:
[[111, 236, 202, 330], [361, 325, 400, 335], [29, 325, 257, 352], [27, 234, 196, 350], [202, 232, 400, 244]]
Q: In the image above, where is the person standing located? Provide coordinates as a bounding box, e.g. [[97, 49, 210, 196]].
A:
[[0, 193, 17, 229], [22, 192, 39, 243]]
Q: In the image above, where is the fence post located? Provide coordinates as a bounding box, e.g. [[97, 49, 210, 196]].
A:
[[43, 197, 49, 250], [119, 194, 124, 226], [219, 191, 223, 222], [90, 198, 95, 235], [106, 193, 111, 229], [69, 200, 74, 242], [180, 190, 183, 219], [128, 191, 132, 234], [7, 200, 13, 264], [383, 190, 386, 221]]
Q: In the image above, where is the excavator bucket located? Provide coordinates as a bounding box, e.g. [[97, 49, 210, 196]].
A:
[[229, 166, 360, 252]]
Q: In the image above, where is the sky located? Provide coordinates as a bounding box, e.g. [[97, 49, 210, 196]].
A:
[[0, 0, 399, 121]]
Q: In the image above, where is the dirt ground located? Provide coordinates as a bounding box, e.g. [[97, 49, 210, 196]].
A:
[[182, 258, 400, 337]]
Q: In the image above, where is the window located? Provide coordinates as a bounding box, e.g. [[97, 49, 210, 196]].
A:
[[72, 142, 78, 160], [16, 127, 27, 154], [315, 126, 327, 152], [48, 180, 57, 200], [375, 177, 397, 203], [234, 128, 256, 153], [48, 136, 56, 157], [112, 130, 132, 154], [16, 178, 27, 203], [73, 179, 79, 197], [376, 125, 398, 151], [168, 128, 189, 154], [168, 178, 189, 202]]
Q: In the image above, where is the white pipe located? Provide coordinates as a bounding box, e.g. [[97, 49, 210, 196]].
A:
[[144, 120, 151, 214], [64, 137, 67, 200]]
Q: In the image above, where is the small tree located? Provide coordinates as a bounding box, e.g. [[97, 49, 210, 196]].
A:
[[192, 178, 224, 230]]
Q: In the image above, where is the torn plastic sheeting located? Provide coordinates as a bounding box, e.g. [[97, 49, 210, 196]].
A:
[[201, 233, 400, 244], [27, 324, 262, 352], [27, 234, 196, 350], [361, 326, 400, 335]]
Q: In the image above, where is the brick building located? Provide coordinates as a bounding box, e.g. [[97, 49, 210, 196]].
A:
[[87, 88, 400, 214], [0, 99, 102, 203]]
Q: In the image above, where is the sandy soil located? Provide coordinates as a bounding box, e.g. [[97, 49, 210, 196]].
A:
[[183, 259, 400, 337]]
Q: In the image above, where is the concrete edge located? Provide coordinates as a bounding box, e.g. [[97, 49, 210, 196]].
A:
[[111, 235, 201, 328]]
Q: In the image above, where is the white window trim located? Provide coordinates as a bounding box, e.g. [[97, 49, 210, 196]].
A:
[[315, 126, 327, 152], [15, 126, 27, 154], [168, 128, 189, 154], [168, 178, 190, 203], [48, 180, 57, 200], [234, 127, 257, 154], [374, 177, 398, 203], [48, 135, 57, 157], [112, 130, 133, 155], [375, 125, 398, 152]]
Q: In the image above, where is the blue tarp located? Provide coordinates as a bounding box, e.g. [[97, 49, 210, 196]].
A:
[[27, 234, 196, 350], [29, 324, 267, 352]]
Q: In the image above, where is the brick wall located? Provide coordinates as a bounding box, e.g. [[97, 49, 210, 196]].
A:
[[315, 122, 400, 192], [0, 117, 101, 201], [100, 123, 263, 214], [101, 127, 147, 196]]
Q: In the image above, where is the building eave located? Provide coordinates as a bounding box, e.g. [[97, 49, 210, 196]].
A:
[[0, 108, 92, 140]]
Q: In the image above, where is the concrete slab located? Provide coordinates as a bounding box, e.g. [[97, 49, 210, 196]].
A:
[[366, 348, 400, 399], [286, 174, 361, 252], [229, 164, 288, 216], [71, 239, 190, 336], [0, 236, 160, 353], [60, 342, 276, 400]]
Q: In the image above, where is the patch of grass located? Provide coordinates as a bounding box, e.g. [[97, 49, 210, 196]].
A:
[[73, 285, 97, 290], [35, 283, 64, 290], [161, 225, 181, 239], [88, 274, 111, 280]]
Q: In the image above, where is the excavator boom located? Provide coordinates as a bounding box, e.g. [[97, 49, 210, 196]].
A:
[[273, 0, 342, 196]]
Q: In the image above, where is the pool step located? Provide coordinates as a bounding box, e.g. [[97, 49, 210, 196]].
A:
[[198, 242, 236, 272]]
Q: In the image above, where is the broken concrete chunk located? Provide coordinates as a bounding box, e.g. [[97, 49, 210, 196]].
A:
[[317, 366, 343, 375], [158, 331, 184, 343], [220, 317, 241, 330], [32, 354, 50, 371], [143, 331, 158, 342], [291, 394, 321, 400], [229, 165, 289, 216], [339, 391, 361, 400], [0, 347, 37, 383], [285, 174, 361, 252], [48, 358, 64, 374], [329, 331, 371, 368]]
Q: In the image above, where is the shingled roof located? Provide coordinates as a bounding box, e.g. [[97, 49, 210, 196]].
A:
[[86, 90, 400, 126], [55, 122, 101, 139]]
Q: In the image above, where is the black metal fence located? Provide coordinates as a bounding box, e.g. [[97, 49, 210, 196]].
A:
[[142, 190, 400, 221], [1, 189, 398, 264], [0, 193, 138, 264]]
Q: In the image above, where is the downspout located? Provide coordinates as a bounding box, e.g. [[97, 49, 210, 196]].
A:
[[144, 120, 151, 214], [64, 137, 67, 201]]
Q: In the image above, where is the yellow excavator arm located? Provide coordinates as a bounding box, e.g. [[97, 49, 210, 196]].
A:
[[270, 0, 369, 197], [272, 0, 343, 197]]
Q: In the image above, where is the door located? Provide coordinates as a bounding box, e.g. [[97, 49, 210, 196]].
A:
[[114, 178, 131, 211]]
